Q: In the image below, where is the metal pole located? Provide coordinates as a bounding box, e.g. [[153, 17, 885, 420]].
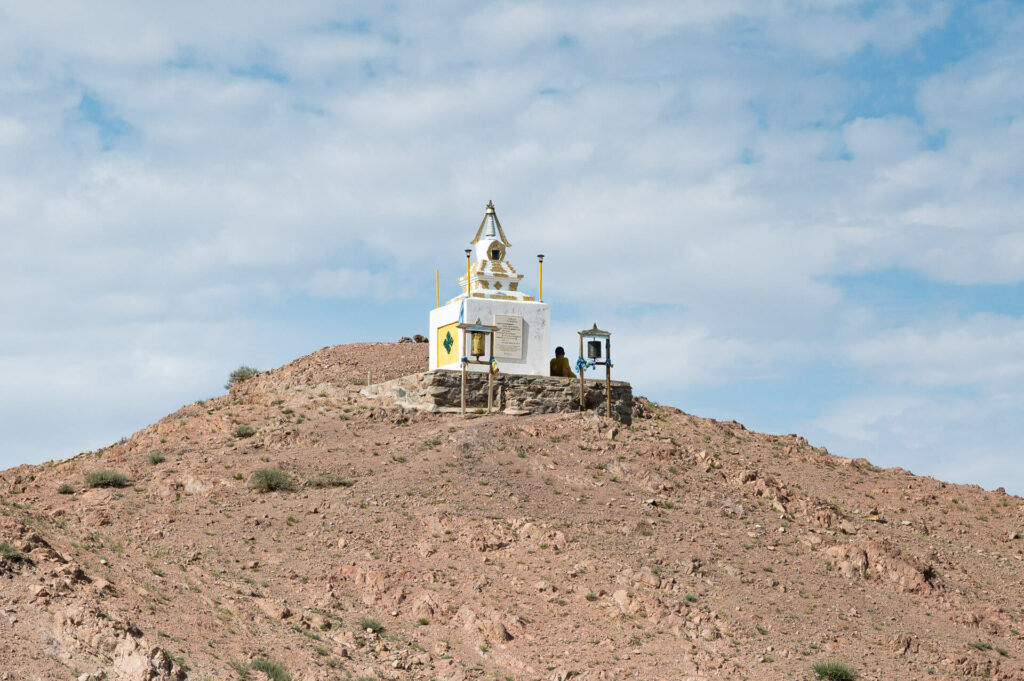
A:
[[537, 254, 544, 301], [465, 249, 472, 298]]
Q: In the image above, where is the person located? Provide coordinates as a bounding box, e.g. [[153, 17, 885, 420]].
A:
[[550, 346, 576, 378]]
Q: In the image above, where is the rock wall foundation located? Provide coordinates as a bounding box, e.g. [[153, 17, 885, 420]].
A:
[[361, 371, 633, 424]]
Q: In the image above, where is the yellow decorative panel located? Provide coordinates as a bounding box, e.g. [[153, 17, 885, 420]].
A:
[[436, 322, 460, 367]]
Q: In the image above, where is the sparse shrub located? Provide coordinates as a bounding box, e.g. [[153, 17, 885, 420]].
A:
[[148, 452, 165, 465], [233, 425, 255, 439], [248, 469, 294, 493], [812, 660, 856, 681], [969, 640, 993, 651], [305, 474, 354, 489], [585, 592, 597, 601], [0, 542, 20, 561], [684, 592, 698, 602], [417, 617, 430, 626], [225, 365, 259, 390], [243, 658, 292, 681], [57, 483, 74, 495], [356, 617, 384, 635], [85, 470, 128, 488]]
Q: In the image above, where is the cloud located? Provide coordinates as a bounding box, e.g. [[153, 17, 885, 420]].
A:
[[306, 268, 411, 300], [0, 1, 1023, 493], [844, 314, 1024, 389]]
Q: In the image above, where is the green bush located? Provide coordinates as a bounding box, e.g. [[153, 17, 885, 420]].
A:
[[85, 470, 129, 488], [248, 469, 294, 493], [249, 659, 291, 681], [230, 658, 292, 681], [225, 365, 259, 390], [233, 425, 256, 439], [57, 483, 75, 495], [812, 660, 856, 681], [356, 616, 384, 635], [148, 452, 165, 465], [0, 542, 20, 561], [305, 474, 354, 489]]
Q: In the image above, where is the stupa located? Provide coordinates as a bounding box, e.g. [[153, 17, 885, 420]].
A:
[[429, 201, 551, 375]]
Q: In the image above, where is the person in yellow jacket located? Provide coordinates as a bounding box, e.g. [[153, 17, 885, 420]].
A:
[[550, 346, 576, 378]]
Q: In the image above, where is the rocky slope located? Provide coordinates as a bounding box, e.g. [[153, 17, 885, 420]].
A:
[[2, 342, 1023, 681]]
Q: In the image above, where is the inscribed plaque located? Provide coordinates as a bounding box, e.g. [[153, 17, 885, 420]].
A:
[[493, 314, 523, 360]]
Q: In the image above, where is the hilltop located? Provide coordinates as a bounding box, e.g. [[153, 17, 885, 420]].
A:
[[1, 342, 1023, 681]]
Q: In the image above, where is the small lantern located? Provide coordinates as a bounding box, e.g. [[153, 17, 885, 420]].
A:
[[587, 340, 602, 359], [470, 331, 487, 357]]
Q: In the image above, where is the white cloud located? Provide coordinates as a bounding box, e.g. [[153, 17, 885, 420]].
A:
[[0, 1, 1022, 493], [844, 315, 1024, 389], [306, 268, 411, 300]]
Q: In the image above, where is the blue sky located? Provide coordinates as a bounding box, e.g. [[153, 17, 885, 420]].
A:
[[1, 1, 1022, 492]]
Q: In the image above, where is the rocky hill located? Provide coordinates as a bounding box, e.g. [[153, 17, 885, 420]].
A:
[[1, 342, 1023, 681]]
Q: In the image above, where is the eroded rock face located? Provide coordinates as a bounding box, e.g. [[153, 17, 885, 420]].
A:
[[333, 564, 411, 607], [825, 541, 937, 594], [51, 605, 185, 680], [455, 606, 515, 645]]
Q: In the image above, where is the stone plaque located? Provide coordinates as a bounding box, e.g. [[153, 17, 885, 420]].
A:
[[493, 314, 523, 360]]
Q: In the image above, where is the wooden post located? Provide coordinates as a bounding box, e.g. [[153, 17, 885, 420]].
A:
[[435, 269, 439, 308], [605, 337, 611, 418], [367, 370, 371, 387], [578, 334, 585, 410], [605, 363, 611, 418], [461, 329, 467, 417], [487, 335, 494, 414]]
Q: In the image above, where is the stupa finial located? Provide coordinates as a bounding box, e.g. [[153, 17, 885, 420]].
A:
[[471, 200, 511, 246]]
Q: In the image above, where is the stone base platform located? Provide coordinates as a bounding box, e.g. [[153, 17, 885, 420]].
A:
[[361, 370, 633, 424]]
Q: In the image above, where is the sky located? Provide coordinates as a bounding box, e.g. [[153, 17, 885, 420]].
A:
[[1, 1, 1022, 492]]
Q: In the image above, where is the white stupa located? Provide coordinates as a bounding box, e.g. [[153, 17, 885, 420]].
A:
[[429, 201, 551, 375]]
